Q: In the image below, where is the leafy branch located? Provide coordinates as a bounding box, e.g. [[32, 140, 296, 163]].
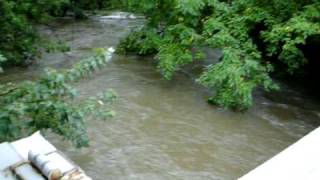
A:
[[0, 48, 116, 147]]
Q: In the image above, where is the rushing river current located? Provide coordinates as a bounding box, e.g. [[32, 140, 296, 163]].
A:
[[1, 13, 320, 180]]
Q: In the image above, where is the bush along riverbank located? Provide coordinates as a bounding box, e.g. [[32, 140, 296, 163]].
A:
[[117, 0, 320, 110]]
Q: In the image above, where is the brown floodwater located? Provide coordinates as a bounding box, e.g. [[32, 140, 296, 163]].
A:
[[0, 13, 319, 180]]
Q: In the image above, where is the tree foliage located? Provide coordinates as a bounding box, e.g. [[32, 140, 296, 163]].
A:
[[0, 1, 38, 66], [118, 0, 320, 110], [0, 48, 116, 147]]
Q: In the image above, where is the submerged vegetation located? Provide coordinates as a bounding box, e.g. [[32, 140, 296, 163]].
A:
[[0, 0, 319, 144], [118, 0, 320, 110]]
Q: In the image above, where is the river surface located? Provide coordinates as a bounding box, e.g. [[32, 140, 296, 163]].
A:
[[1, 14, 320, 180]]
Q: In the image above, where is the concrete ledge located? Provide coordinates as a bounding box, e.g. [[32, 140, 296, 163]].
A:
[[239, 127, 320, 180]]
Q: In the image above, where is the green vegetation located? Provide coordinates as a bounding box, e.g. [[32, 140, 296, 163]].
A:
[[0, 49, 116, 147], [118, 0, 320, 110]]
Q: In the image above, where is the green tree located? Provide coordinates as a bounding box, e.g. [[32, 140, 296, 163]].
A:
[[118, 0, 320, 110]]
